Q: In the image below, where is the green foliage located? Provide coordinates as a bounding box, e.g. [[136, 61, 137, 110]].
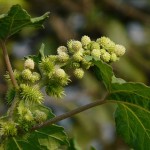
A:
[[0, 4, 49, 40], [3, 125, 68, 150], [67, 139, 82, 150], [93, 60, 150, 150], [0, 4, 149, 150]]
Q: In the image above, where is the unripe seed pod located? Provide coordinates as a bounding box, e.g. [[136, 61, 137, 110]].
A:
[[101, 52, 111, 62], [115, 44, 126, 56], [24, 58, 34, 70], [72, 41, 82, 52], [34, 110, 47, 123], [54, 68, 66, 79], [74, 68, 84, 79], [58, 52, 69, 62], [57, 46, 68, 55], [24, 110, 33, 122], [39, 58, 54, 75], [21, 69, 32, 80], [91, 49, 101, 58], [0, 121, 17, 136], [46, 84, 65, 98], [81, 35, 91, 46], [19, 84, 43, 104]]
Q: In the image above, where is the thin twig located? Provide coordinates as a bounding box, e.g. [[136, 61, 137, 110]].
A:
[[31, 92, 108, 131]]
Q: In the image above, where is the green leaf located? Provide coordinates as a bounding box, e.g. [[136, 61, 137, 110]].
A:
[[0, 4, 50, 40], [90, 146, 96, 150], [93, 60, 113, 90], [28, 125, 69, 150], [24, 43, 45, 63], [3, 106, 68, 150], [67, 138, 82, 150], [108, 82, 150, 149], [4, 137, 40, 150]]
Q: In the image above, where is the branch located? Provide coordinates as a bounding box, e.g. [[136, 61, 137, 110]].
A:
[[103, 0, 150, 24], [31, 92, 108, 131], [0, 40, 18, 88]]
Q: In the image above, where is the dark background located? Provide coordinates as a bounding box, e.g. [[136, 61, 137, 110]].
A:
[[0, 0, 150, 149]]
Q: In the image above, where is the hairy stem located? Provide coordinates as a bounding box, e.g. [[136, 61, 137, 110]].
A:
[[0, 40, 19, 119], [31, 93, 108, 131], [0, 40, 18, 88]]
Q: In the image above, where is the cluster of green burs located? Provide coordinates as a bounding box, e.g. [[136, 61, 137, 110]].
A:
[[0, 36, 125, 138]]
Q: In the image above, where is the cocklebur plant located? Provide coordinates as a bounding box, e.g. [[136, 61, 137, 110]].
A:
[[0, 5, 149, 150]]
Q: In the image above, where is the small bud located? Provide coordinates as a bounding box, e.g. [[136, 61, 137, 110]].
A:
[[97, 37, 115, 52], [73, 51, 83, 62], [91, 49, 101, 58], [81, 35, 91, 46], [100, 49, 106, 55], [90, 42, 100, 50], [72, 41, 82, 52], [24, 58, 34, 70], [74, 68, 84, 79], [110, 53, 119, 62], [115, 44, 126, 56], [54, 68, 66, 79], [58, 52, 69, 63], [101, 52, 111, 62], [72, 62, 80, 68], [67, 40, 73, 51], [21, 69, 32, 80], [57, 46, 68, 55]]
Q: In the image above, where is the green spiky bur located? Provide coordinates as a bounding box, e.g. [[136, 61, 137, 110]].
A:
[[19, 84, 43, 104], [39, 57, 55, 75], [0, 121, 17, 136]]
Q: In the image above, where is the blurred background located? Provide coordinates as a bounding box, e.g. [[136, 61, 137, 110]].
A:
[[0, 0, 150, 149]]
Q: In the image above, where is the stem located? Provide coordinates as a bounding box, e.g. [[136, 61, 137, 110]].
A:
[[0, 40, 18, 88], [31, 93, 108, 131], [0, 40, 19, 119]]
